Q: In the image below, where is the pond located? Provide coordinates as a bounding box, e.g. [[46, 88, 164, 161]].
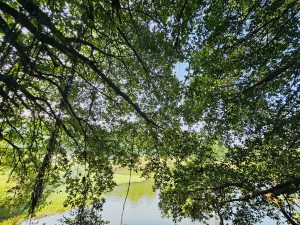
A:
[[22, 180, 281, 225]]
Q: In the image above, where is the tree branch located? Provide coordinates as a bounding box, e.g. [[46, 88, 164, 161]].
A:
[[0, 1, 159, 128]]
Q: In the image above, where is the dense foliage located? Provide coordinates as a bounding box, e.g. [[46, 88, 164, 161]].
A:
[[0, 0, 299, 224]]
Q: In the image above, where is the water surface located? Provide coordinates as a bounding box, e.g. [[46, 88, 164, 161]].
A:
[[22, 180, 281, 225]]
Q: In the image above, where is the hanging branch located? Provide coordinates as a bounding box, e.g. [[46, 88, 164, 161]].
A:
[[120, 167, 132, 225], [120, 131, 135, 225]]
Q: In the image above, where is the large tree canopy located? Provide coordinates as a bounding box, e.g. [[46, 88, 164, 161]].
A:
[[0, 0, 299, 225], [157, 1, 300, 224]]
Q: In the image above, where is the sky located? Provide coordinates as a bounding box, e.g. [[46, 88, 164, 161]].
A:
[[174, 62, 189, 81]]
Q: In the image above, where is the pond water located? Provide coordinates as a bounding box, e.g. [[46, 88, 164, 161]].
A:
[[22, 180, 281, 225]]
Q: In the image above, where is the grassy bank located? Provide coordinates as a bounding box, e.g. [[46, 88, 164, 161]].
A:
[[0, 168, 146, 225]]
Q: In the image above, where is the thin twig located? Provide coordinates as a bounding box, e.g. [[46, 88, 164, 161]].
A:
[[120, 167, 132, 225]]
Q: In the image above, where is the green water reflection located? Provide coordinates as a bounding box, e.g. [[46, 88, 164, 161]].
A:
[[107, 179, 155, 205]]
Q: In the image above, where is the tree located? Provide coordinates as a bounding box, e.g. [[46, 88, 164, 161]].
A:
[[154, 0, 300, 224], [0, 0, 299, 225], [0, 0, 182, 223]]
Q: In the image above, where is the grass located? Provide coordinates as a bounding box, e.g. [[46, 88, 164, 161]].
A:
[[0, 168, 146, 225]]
